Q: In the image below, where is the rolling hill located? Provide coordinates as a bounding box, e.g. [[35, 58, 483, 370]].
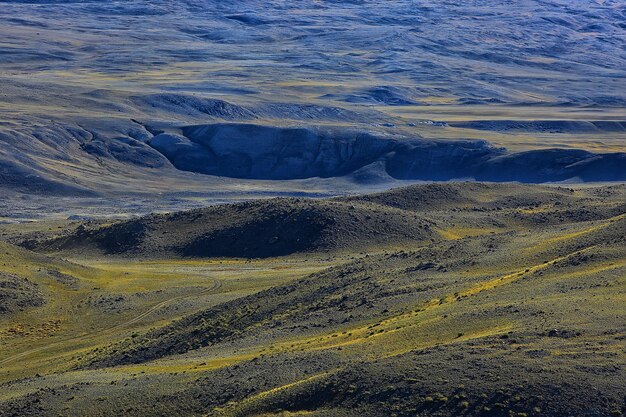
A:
[[0, 183, 624, 416], [27, 197, 435, 258], [0, 0, 625, 415]]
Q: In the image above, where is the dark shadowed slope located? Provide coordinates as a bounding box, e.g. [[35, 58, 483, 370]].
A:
[[149, 123, 626, 183], [28, 197, 434, 258]]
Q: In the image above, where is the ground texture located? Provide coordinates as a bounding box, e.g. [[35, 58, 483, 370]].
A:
[[0, 183, 624, 416]]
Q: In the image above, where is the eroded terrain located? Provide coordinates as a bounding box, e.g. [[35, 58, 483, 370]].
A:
[[0, 0, 625, 213]]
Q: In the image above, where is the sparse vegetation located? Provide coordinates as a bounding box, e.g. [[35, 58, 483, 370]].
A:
[[0, 183, 624, 416]]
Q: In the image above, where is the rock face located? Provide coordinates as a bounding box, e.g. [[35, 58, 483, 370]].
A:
[[148, 123, 626, 183], [150, 124, 401, 180]]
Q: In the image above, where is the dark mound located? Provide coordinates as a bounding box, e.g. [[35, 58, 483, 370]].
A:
[[147, 123, 626, 183], [340, 182, 475, 211], [0, 272, 44, 315], [31, 220, 150, 256], [339, 182, 579, 211], [450, 120, 626, 133], [31, 198, 434, 258]]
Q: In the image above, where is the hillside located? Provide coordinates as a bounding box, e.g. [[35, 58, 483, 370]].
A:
[[82, 189, 626, 417], [28, 182, 626, 260], [27, 197, 435, 258], [340, 182, 582, 211], [0, 183, 624, 416]]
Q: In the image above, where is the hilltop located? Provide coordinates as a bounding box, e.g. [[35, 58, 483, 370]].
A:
[[26, 197, 435, 258]]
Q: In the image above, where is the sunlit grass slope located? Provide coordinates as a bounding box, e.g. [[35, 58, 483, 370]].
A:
[[0, 183, 624, 416]]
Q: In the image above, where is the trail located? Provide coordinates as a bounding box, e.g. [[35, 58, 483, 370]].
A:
[[0, 280, 222, 367]]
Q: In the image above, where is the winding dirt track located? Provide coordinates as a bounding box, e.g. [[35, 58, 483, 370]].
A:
[[0, 280, 222, 367]]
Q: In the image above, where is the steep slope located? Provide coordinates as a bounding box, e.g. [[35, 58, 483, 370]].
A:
[[149, 123, 626, 182]]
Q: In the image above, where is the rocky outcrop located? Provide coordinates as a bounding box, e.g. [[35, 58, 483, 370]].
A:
[[0, 273, 44, 315], [148, 123, 626, 183]]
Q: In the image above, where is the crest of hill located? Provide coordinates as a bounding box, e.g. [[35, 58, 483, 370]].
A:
[[31, 197, 434, 258], [29, 183, 626, 258], [338, 182, 581, 211]]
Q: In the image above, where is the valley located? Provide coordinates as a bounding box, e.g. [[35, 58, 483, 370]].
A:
[[0, 0, 625, 211]]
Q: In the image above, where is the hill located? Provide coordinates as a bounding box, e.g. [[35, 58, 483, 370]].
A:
[[0, 183, 625, 417], [81, 188, 626, 417], [27, 197, 435, 258]]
